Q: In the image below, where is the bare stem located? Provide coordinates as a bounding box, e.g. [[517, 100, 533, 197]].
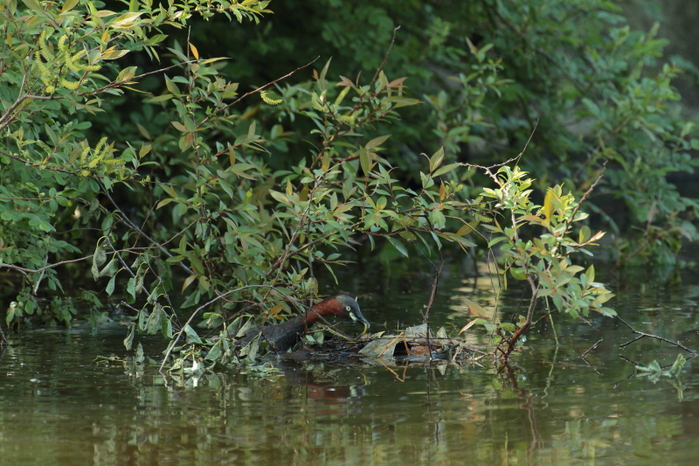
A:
[[617, 315, 697, 354]]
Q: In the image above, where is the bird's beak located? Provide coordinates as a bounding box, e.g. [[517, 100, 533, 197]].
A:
[[349, 311, 370, 334]]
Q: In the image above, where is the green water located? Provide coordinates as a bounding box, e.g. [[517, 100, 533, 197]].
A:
[[2, 265, 699, 465]]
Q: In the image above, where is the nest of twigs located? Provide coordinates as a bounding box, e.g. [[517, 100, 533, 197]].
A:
[[295, 324, 479, 365]]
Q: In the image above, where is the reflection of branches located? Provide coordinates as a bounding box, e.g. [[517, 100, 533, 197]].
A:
[[612, 359, 638, 389], [580, 338, 603, 374], [498, 362, 543, 452], [582, 338, 603, 357], [0, 322, 7, 348], [418, 247, 444, 361], [616, 316, 698, 354], [617, 354, 690, 402]]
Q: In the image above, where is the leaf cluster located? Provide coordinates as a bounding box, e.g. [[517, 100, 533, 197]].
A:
[[0, 0, 619, 368]]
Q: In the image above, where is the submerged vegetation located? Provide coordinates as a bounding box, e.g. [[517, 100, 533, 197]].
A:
[[0, 0, 696, 369]]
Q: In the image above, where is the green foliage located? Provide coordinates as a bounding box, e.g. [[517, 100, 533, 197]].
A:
[[0, 0, 267, 322], [635, 353, 687, 400], [210, 0, 699, 266], [0, 0, 641, 367], [636, 353, 686, 382], [482, 168, 615, 318], [468, 165, 615, 359]]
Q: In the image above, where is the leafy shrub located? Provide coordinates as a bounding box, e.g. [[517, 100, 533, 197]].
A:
[[0, 0, 642, 366]]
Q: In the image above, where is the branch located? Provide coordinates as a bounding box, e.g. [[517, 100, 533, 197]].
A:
[[158, 284, 283, 372], [79, 59, 201, 97], [369, 26, 401, 86], [0, 73, 28, 130], [200, 57, 319, 127], [98, 183, 195, 276], [617, 315, 697, 354], [464, 120, 537, 185], [581, 338, 603, 357]]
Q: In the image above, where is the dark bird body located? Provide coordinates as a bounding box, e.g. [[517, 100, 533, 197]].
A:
[[239, 295, 369, 352]]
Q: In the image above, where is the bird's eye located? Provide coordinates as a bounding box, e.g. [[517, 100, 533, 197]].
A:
[[345, 306, 351, 312]]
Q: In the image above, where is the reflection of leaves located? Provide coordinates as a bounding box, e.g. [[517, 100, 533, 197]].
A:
[[669, 353, 687, 378], [635, 353, 688, 402], [635, 353, 687, 383]]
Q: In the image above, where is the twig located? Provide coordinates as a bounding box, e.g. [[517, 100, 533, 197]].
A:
[[377, 357, 407, 382], [200, 57, 319, 127], [32, 254, 48, 295], [422, 250, 443, 322], [1, 256, 92, 275], [98, 183, 194, 276], [0, 73, 28, 130], [417, 246, 444, 362], [581, 356, 602, 375], [532, 309, 556, 326], [581, 338, 603, 357], [370, 26, 401, 86], [79, 60, 200, 97], [616, 315, 697, 354], [562, 162, 607, 249], [612, 358, 638, 388], [465, 120, 538, 184]]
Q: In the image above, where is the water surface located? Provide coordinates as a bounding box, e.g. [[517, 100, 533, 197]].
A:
[[2, 264, 699, 465]]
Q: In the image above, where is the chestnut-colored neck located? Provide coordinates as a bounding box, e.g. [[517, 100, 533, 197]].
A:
[[302, 298, 341, 326]]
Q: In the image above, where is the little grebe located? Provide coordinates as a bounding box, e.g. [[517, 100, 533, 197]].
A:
[[238, 295, 369, 352]]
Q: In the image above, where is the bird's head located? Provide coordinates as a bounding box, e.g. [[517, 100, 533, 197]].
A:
[[332, 294, 370, 330]]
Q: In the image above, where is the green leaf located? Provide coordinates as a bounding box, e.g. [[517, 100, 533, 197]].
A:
[[22, 0, 42, 11], [429, 147, 445, 173], [464, 298, 486, 317], [386, 96, 422, 108], [144, 305, 162, 335], [433, 162, 461, 178], [457, 221, 479, 236], [162, 317, 173, 339], [429, 209, 446, 229], [99, 258, 119, 278], [366, 134, 391, 150], [127, 277, 137, 301], [386, 236, 409, 258], [543, 189, 554, 226], [205, 340, 222, 361], [319, 58, 332, 86], [61, 0, 79, 13], [105, 275, 116, 296], [669, 354, 686, 378], [111, 11, 144, 28], [184, 324, 203, 344], [247, 121, 257, 140], [579, 225, 591, 243], [585, 265, 595, 283], [91, 246, 106, 280], [182, 274, 197, 292], [359, 146, 371, 176]]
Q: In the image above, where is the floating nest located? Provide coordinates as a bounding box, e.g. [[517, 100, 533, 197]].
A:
[[283, 324, 481, 365]]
